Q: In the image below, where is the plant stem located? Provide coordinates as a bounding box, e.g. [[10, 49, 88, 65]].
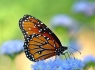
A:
[[11, 58, 16, 70]]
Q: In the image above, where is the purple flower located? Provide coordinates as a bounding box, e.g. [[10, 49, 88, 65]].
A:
[[50, 14, 78, 28], [32, 58, 84, 70], [50, 14, 80, 34], [83, 55, 95, 64], [83, 55, 95, 69], [72, 1, 95, 16], [0, 40, 24, 55]]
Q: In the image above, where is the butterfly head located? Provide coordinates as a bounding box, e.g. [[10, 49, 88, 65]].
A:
[[56, 46, 68, 56]]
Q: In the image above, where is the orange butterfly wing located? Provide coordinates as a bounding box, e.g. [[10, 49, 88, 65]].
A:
[[24, 34, 57, 61], [19, 15, 67, 61], [19, 15, 62, 48]]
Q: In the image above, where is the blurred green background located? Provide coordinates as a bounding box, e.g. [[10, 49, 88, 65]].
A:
[[1, 0, 95, 70], [0, 0, 95, 44], [0, 0, 76, 44]]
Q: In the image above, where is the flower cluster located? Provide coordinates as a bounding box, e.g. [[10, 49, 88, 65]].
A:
[[0, 40, 24, 56], [83, 55, 95, 69], [32, 58, 84, 70], [83, 55, 95, 64], [50, 14, 78, 29], [72, 1, 95, 16]]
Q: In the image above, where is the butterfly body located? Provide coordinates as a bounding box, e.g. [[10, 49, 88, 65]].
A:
[[19, 15, 67, 62]]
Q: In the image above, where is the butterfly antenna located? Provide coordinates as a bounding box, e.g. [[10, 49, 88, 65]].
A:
[[69, 47, 81, 55]]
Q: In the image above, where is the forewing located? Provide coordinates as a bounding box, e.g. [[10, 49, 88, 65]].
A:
[[19, 14, 62, 48]]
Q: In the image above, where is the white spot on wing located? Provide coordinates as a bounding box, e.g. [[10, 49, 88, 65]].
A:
[[25, 20, 27, 21], [24, 43, 26, 45], [26, 18, 28, 19], [47, 38, 49, 40], [26, 32, 28, 34], [36, 36, 38, 37], [49, 32, 51, 34], [22, 21, 24, 24], [29, 28, 31, 30], [31, 16, 33, 18], [24, 35, 26, 37], [39, 29, 42, 32], [39, 35, 41, 36], [44, 28, 46, 30], [29, 16, 31, 18], [41, 23, 43, 24], [38, 25, 40, 27]]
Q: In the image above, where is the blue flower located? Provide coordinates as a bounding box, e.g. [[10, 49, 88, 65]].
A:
[[83, 55, 95, 64], [0, 40, 24, 55], [72, 1, 95, 16], [32, 58, 84, 70], [50, 14, 78, 28], [83, 55, 95, 69], [50, 14, 81, 34]]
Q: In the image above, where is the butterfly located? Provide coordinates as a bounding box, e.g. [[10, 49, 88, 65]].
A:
[[19, 14, 68, 62]]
